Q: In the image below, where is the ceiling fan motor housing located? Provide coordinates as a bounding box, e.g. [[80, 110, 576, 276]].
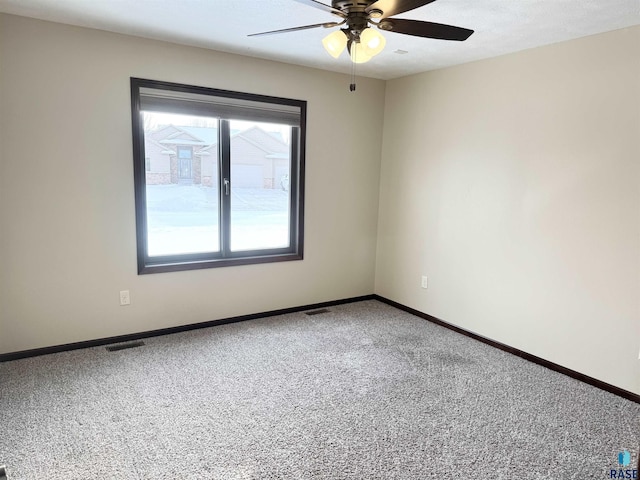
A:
[[332, 1, 377, 13], [332, 1, 379, 40]]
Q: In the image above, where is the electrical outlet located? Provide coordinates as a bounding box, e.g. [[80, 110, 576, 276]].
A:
[[119, 290, 131, 306], [421, 276, 428, 289]]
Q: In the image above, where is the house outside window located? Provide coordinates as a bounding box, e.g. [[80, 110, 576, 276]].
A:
[[130, 78, 306, 274]]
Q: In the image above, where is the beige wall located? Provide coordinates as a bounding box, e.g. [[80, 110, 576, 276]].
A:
[[376, 27, 640, 394], [0, 14, 385, 354]]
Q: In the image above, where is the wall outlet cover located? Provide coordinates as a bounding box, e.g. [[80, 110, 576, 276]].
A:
[[119, 290, 131, 306]]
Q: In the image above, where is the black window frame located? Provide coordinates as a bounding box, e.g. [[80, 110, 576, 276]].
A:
[[130, 78, 306, 274]]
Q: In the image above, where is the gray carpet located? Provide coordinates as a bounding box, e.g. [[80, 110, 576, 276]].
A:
[[0, 300, 638, 479]]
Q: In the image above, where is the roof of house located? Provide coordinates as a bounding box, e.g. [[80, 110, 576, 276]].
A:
[[148, 124, 288, 157], [178, 126, 218, 145]]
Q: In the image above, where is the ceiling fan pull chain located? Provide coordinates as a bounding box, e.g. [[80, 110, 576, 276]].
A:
[[350, 48, 356, 92]]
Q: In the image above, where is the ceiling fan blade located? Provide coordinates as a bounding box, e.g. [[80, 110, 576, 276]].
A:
[[249, 22, 341, 37], [293, 0, 347, 18], [366, 0, 438, 19], [379, 19, 473, 41]]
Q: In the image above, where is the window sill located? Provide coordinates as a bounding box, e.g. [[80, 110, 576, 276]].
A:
[[138, 252, 303, 274]]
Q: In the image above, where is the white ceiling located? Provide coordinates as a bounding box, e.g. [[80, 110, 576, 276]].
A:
[[1, 0, 638, 80]]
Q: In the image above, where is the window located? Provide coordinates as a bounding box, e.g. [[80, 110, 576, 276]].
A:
[[130, 78, 306, 274]]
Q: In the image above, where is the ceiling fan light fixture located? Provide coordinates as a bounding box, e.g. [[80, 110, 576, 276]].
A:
[[360, 27, 386, 57], [322, 30, 348, 58], [348, 40, 373, 64]]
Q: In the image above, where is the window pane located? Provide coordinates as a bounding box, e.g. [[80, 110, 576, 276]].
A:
[[229, 120, 291, 252], [143, 112, 220, 256], [132, 78, 305, 273]]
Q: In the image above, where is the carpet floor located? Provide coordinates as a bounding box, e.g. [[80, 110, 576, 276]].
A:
[[0, 300, 638, 479]]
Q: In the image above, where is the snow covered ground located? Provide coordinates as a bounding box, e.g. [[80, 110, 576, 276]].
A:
[[145, 184, 290, 256]]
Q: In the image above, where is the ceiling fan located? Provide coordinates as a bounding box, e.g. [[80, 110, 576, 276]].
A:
[[249, 0, 474, 65]]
